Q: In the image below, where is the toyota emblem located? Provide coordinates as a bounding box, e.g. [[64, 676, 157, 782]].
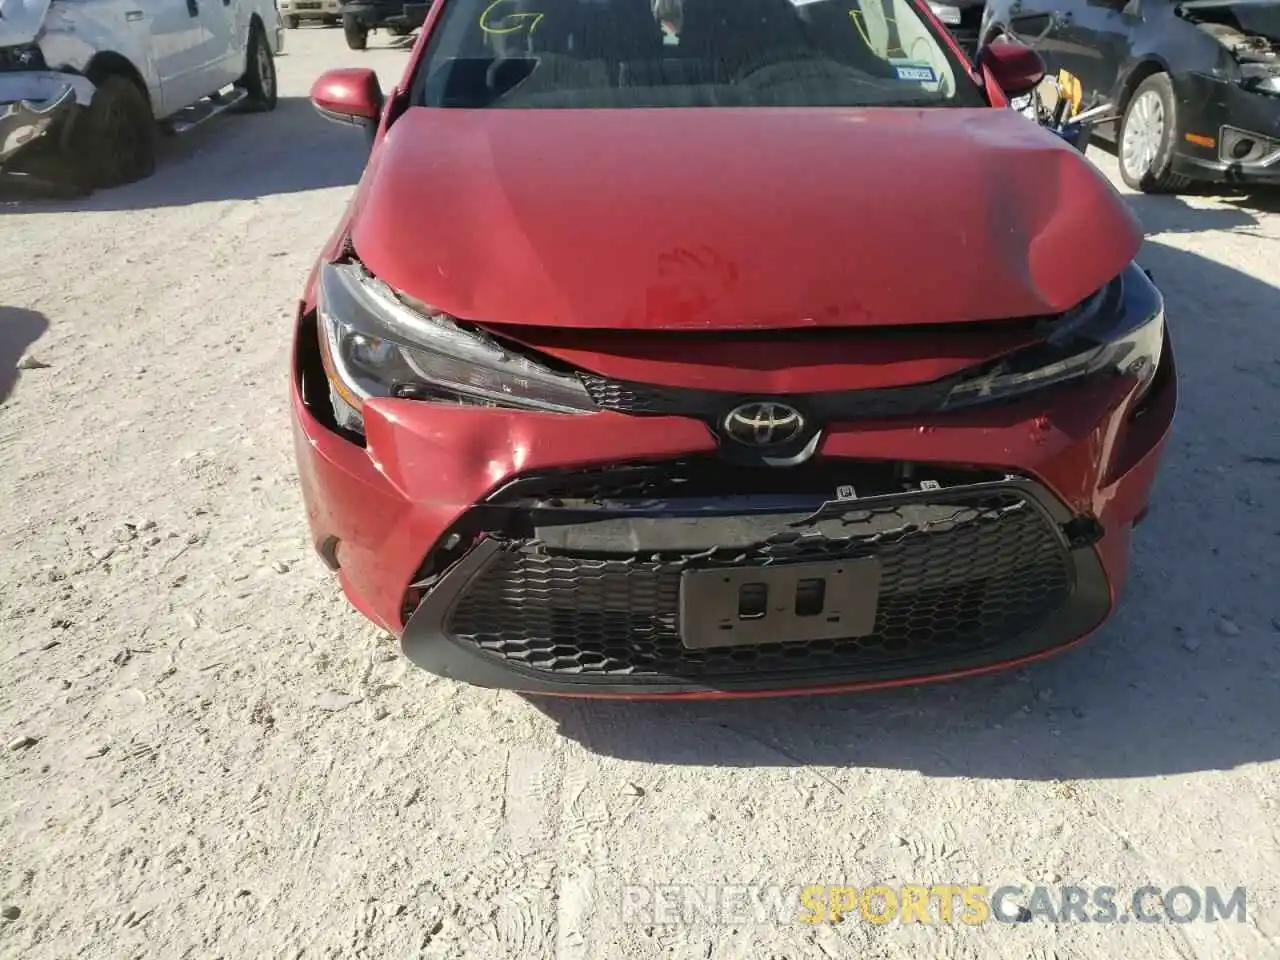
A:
[[722, 401, 805, 447]]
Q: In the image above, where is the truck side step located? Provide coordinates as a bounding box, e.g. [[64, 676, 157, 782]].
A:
[[162, 87, 249, 135]]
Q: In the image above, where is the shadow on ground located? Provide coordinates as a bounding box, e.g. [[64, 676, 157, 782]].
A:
[[0, 307, 49, 405], [528, 203, 1280, 779], [0, 97, 369, 212], [1125, 191, 1280, 238]]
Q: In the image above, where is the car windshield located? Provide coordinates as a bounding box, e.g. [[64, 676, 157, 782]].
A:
[[412, 0, 985, 109]]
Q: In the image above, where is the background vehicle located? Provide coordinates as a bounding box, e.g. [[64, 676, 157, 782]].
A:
[[980, 0, 1280, 192], [0, 0, 283, 192], [279, 0, 342, 28], [339, 0, 431, 50], [926, 0, 988, 56]]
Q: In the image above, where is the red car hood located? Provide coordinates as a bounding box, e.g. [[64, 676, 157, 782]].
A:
[[350, 106, 1141, 331]]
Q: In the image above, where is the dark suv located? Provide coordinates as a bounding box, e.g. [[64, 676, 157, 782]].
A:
[[340, 0, 433, 49]]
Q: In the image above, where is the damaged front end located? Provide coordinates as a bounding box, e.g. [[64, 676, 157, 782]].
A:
[[0, 74, 87, 167], [0, 1, 95, 178], [1180, 0, 1280, 92], [1173, 0, 1280, 177]]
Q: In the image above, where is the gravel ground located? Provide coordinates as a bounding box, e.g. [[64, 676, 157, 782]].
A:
[[2, 28, 1279, 960]]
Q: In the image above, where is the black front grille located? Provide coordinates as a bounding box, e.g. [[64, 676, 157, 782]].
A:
[[443, 488, 1074, 683], [578, 372, 957, 422]]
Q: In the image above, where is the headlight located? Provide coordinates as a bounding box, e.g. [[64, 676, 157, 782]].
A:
[[316, 260, 595, 433], [0, 45, 47, 72], [942, 262, 1164, 410], [1238, 64, 1280, 96]]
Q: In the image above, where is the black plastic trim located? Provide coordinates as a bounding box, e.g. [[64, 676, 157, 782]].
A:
[[400, 478, 1112, 696]]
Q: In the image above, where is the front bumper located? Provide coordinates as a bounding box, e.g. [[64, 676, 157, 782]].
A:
[[1172, 72, 1280, 184], [291, 305, 1178, 698], [0, 70, 94, 166], [279, 0, 340, 19], [400, 473, 1114, 696]]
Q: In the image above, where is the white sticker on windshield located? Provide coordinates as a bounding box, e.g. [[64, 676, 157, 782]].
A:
[[893, 64, 938, 83]]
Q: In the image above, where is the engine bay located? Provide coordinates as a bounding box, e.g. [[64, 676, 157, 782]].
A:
[[1178, 0, 1280, 63]]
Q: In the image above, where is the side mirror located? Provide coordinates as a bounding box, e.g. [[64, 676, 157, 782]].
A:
[[310, 68, 385, 140], [978, 40, 1047, 98]]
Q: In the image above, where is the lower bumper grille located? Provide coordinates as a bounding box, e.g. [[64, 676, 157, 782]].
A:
[[437, 486, 1077, 684]]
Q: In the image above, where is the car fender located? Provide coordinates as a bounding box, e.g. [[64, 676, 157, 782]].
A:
[[28, 4, 162, 108], [238, 0, 285, 55], [1109, 9, 1224, 109], [1112, 54, 1176, 109]]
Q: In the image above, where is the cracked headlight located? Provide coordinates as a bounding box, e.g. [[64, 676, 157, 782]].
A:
[[316, 260, 595, 433], [1238, 63, 1280, 95], [942, 262, 1164, 410]]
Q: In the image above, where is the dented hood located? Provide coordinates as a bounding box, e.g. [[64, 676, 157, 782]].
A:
[[0, 0, 51, 46], [1177, 0, 1280, 39], [350, 106, 1142, 330]]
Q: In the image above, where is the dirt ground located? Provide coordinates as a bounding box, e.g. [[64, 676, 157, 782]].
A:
[[2, 27, 1279, 960]]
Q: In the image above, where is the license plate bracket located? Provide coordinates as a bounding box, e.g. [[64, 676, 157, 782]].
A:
[[678, 558, 882, 650]]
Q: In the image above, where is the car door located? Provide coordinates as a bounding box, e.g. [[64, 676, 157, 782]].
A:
[[1052, 0, 1141, 108], [137, 0, 207, 113], [191, 0, 245, 91], [1005, 0, 1090, 77]]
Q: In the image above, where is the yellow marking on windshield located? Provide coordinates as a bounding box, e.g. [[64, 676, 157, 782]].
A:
[[849, 9, 907, 59], [480, 0, 544, 36]]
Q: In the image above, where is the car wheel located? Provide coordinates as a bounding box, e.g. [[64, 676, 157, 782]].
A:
[[237, 23, 279, 112], [1117, 74, 1191, 194], [343, 14, 370, 49], [69, 75, 157, 189], [284, 14, 300, 27]]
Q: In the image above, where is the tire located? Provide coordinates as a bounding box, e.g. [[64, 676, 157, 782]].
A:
[[236, 23, 279, 112], [68, 75, 157, 189], [284, 14, 300, 27], [1117, 74, 1191, 194], [344, 14, 369, 49]]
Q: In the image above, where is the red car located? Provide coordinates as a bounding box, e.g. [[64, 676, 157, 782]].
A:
[[295, 0, 1176, 700]]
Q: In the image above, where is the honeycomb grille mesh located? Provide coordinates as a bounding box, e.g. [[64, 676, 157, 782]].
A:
[[444, 491, 1073, 681], [577, 372, 953, 420]]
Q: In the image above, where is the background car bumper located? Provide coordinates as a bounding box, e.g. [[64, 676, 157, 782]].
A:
[[291, 311, 1177, 697], [1172, 72, 1280, 184], [0, 71, 94, 167], [279, 0, 339, 20]]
